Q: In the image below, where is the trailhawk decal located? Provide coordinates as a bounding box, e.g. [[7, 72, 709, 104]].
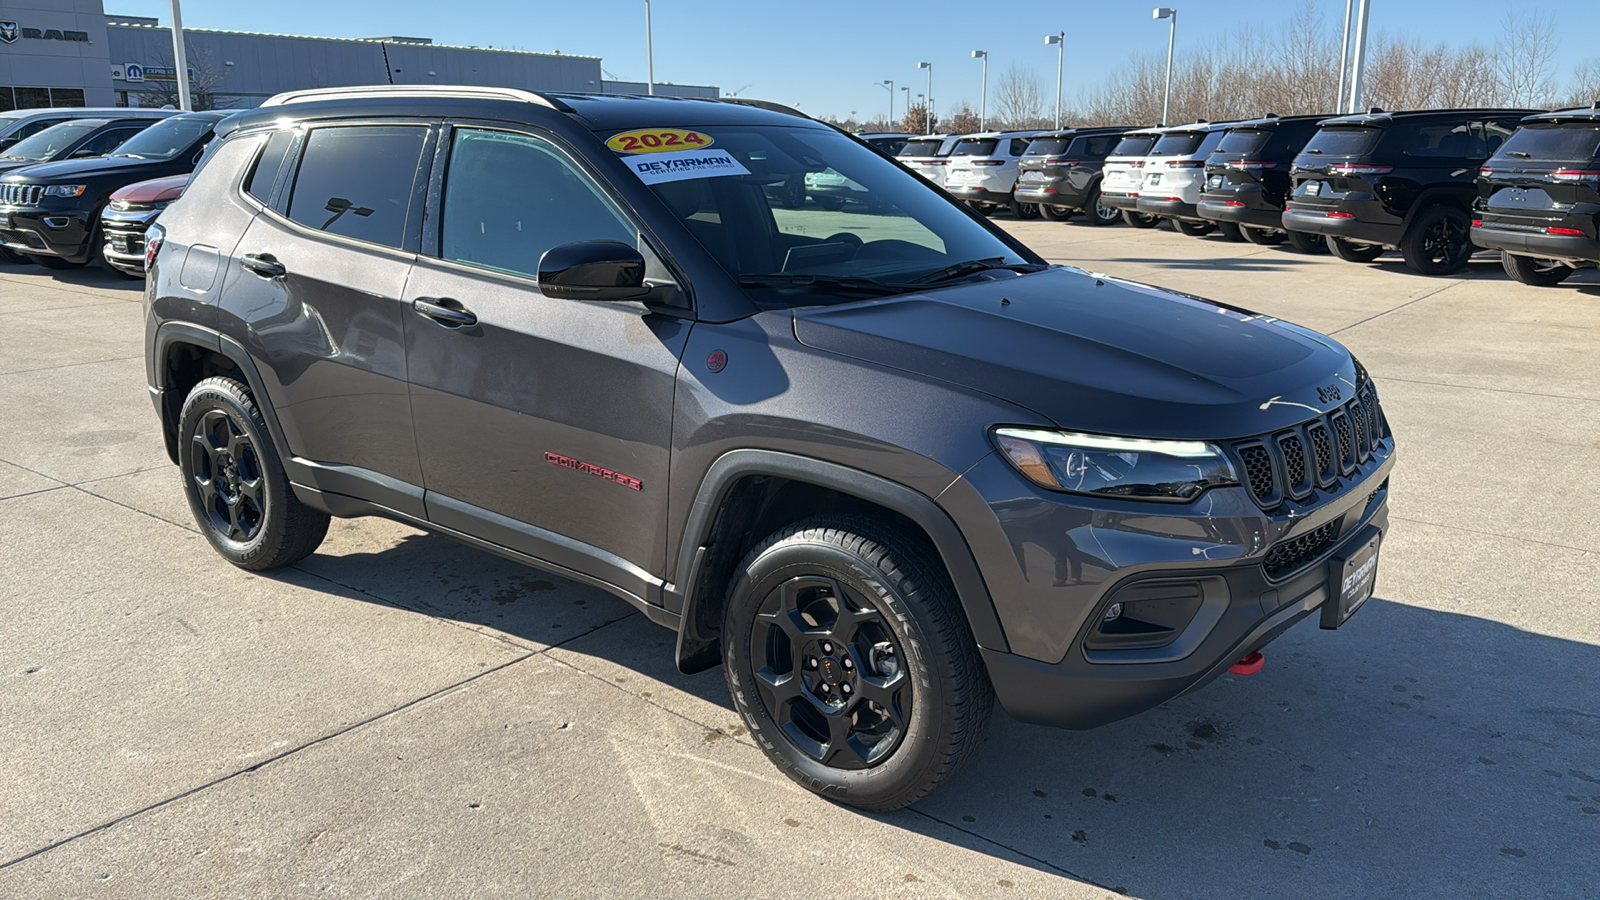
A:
[[544, 452, 643, 491], [606, 128, 713, 154], [623, 148, 750, 185]]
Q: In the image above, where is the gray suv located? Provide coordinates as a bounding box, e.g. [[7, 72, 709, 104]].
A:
[[145, 85, 1395, 810]]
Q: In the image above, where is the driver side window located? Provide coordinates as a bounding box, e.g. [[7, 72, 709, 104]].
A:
[[440, 128, 637, 280]]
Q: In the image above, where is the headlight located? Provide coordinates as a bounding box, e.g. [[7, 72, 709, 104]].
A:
[[42, 184, 87, 198], [993, 427, 1238, 502]]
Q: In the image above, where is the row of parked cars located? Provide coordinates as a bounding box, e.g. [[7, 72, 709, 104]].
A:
[[885, 106, 1600, 286], [0, 106, 221, 277]]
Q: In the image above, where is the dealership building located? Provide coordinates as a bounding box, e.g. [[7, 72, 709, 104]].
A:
[[1, 0, 717, 111]]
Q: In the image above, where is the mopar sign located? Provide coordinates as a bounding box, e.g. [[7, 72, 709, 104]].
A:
[[122, 63, 146, 83]]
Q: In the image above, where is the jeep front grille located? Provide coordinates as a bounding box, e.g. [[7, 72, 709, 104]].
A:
[[1234, 383, 1388, 510], [1263, 519, 1340, 579], [0, 183, 43, 207]]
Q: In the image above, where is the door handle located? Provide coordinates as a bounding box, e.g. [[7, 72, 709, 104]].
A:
[[412, 297, 478, 328], [241, 252, 286, 278]]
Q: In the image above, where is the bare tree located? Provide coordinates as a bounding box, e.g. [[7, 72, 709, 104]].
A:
[[1562, 58, 1600, 108], [993, 64, 1048, 129], [1496, 8, 1559, 107], [132, 48, 233, 110]]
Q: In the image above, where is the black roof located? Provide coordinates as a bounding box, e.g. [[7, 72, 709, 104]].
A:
[[1027, 125, 1143, 140], [1317, 108, 1543, 127], [1520, 106, 1600, 124], [1223, 114, 1331, 129], [219, 87, 820, 138]]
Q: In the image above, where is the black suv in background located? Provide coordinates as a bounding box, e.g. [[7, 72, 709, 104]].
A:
[[146, 86, 1394, 811], [1012, 126, 1135, 225], [1282, 108, 1537, 275], [1198, 114, 1329, 253], [1472, 107, 1600, 286], [0, 115, 171, 176], [0, 110, 225, 270]]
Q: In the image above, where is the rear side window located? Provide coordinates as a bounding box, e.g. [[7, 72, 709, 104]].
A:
[[286, 125, 428, 249], [246, 129, 295, 203], [1110, 135, 1156, 156], [1493, 123, 1600, 162], [1390, 122, 1475, 158], [439, 128, 636, 281], [1150, 131, 1205, 156], [1300, 126, 1380, 157], [953, 138, 999, 157], [898, 138, 944, 157], [1069, 135, 1119, 158], [1216, 129, 1269, 154], [80, 126, 143, 156]]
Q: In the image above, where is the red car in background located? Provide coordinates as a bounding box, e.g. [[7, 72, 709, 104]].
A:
[[100, 173, 188, 277]]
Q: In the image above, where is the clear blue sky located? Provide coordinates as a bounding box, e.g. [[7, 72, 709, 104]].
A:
[[111, 0, 1597, 119]]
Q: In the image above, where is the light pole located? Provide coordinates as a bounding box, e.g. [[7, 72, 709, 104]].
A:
[[1044, 33, 1064, 130], [879, 80, 895, 128], [1347, 0, 1372, 113], [168, 0, 192, 111], [1335, 0, 1354, 113], [1153, 7, 1177, 126], [971, 50, 988, 131], [917, 61, 932, 132], [644, 0, 654, 95]]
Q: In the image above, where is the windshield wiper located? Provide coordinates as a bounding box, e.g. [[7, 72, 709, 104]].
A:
[[737, 274, 906, 295], [905, 258, 1043, 285], [1306, 148, 1323, 154], [1506, 150, 1531, 158], [112, 153, 147, 160]]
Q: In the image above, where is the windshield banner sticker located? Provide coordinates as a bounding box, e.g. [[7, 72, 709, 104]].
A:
[[624, 149, 750, 184], [606, 128, 713, 153]]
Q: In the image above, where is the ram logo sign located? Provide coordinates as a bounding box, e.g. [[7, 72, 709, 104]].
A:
[[0, 21, 19, 44]]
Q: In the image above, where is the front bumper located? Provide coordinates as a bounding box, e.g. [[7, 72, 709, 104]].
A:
[[101, 209, 159, 274], [0, 205, 95, 263]]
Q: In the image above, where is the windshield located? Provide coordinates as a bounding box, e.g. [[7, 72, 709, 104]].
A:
[[1216, 129, 1270, 155], [626, 125, 1031, 303], [1300, 126, 1380, 157], [1110, 134, 1156, 156], [1149, 132, 1206, 156], [952, 138, 999, 157], [0, 119, 105, 161], [1494, 123, 1600, 162], [898, 138, 946, 158], [1023, 137, 1072, 157], [110, 114, 217, 160]]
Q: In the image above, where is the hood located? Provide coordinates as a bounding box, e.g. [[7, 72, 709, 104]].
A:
[[792, 267, 1358, 441], [111, 174, 189, 204], [0, 154, 165, 183]]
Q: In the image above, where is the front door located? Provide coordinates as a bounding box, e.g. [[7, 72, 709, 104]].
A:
[[403, 125, 689, 597]]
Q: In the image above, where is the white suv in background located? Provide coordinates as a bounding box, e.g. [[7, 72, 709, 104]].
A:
[[942, 131, 1046, 217], [896, 134, 961, 187], [1136, 120, 1237, 237], [1099, 127, 1166, 228]]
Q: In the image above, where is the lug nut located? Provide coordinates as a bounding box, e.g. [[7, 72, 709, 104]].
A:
[[819, 683, 830, 693], [842, 657, 853, 670], [841, 683, 852, 695], [821, 641, 833, 654], [806, 657, 818, 669]]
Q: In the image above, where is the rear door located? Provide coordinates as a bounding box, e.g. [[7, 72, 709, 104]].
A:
[[222, 121, 434, 516], [402, 123, 688, 590]]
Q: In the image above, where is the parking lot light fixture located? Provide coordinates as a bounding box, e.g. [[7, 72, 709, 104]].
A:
[[1045, 33, 1064, 129], [880, 80, 895, 127], [972, 51, 988, 132], [918, 61, 932, 132], [1153, 7, 1177, 126]]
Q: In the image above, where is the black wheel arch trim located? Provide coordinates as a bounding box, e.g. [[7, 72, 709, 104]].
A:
[[669, 449, 1010, 674]]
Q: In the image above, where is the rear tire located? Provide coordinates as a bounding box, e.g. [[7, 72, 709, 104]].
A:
[[723, 514, 993, 811], [1328, 236, 1384, 263], [1040, 204, 1074, 221], [1175, 219, 1215, 237], [1240, 226, 1285, 245], [1011, 200, 1040, 219], [178, 376, 330, 570], [1083, 187, 1121, 226], [1500, 251, 1573, 286], [1122, 210, 1159, 228], [1213, 221, 1244, 241], [1400, 205, 1474, 275], [1284, 229, 1328, 254]]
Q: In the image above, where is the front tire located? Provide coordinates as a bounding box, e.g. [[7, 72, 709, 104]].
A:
[[179, 376, 330, 570], [1400, 205, 1474, 275], [1328, 236, 1384, 263], [723, 515, 993, 811], [1122, 210, 1159, 228], [1500, 251, 1573, 286]]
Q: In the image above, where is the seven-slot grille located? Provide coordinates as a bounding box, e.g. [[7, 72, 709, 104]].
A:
[[1234, 383, 1387, 511], [0, 183, 44, 207]]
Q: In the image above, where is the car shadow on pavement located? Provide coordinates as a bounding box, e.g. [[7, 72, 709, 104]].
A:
[[0, 262, 144, 291], [285, 528, 1599, 899]]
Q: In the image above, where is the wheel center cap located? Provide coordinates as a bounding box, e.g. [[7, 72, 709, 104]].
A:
[[819, 657, 843, 686]]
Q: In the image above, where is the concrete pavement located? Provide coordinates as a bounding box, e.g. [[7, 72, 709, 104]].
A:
[[1, 227, 1596, 898]]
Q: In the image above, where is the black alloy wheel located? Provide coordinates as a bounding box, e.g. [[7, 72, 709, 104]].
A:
[[1122, 210, 1160, 228], [1401, 205, 1474, 275], [724, 515, 992, 810], [1500, 251, 1574, 286], [1328, 236, 1384, 263], [1284, 229, 1328, 254], [1240, 225, 1285, 245], [178, 376, 329, 570]]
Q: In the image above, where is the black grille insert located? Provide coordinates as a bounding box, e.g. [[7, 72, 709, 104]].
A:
[[1239, 444, 1275, 504], [1232, 388, 1388, 511], [1263, 520, 1341, 579], [1309, 424, 1334, 484], [1278, 433, 1309, 496]]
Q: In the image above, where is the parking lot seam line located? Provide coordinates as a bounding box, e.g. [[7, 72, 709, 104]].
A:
[[72, 464, 172, 487], [0, 353, 144, 378], [1374, 375, 1600, 405], [67, 484, 197, 535], [1330, 281, 1466, 335], [1390, 514, 1596, 557], [0, 484, 70, 502], [0, 649, 540, 872], [0, 457, 68, 487], [903, 808, 1110, 890]]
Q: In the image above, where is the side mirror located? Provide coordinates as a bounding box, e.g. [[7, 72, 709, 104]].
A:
[[537, 240, 650, 301]]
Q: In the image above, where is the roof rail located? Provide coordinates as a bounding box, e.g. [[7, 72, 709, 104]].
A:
[[260, 84, 567, 110], [717, 97, 810, 120]]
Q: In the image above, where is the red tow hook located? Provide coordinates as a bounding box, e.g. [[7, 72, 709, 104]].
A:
[[1229, 651, 1265, 676]]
